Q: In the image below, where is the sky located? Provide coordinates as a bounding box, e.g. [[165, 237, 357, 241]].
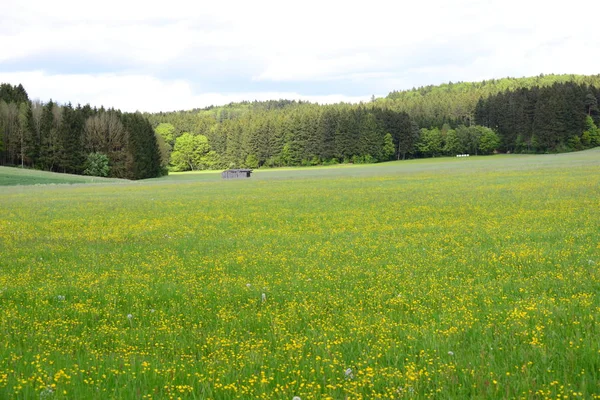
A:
[[1, 0, 599, 112]]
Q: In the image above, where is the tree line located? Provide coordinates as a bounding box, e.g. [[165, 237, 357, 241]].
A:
[[151, 105, 422, 170], [0, 83, 164, 179], [3, 74, 599, 176], [147, 75, 600, 171], [384, 73, 600, 128], [475, 82, 600, 152]]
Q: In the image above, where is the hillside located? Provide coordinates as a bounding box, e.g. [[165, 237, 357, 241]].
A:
[[144, 74, 600, 172], [0, 166, 125, 186], [381, 74, 600, 127]]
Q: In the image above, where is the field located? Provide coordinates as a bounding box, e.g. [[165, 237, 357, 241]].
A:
[[1, 150, 599, 399], [0, 166, 123, 186]]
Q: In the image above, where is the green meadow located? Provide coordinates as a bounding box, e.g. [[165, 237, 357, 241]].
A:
[[1, 150, 599, 399], [0, 167, 123, 186]]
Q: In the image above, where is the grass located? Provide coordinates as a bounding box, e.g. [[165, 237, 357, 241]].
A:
[[0, 149, 599, 399], [0, 166, 124, 186]]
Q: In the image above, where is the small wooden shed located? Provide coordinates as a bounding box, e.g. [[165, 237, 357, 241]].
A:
[[221, 169, 253, 179]]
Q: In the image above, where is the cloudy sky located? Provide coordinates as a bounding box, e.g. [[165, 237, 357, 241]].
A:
[[1, 0, 599, 112]]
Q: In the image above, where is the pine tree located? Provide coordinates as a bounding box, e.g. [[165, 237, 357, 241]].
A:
[[121, 113, 162, 179], [58, 103, 85, 173]]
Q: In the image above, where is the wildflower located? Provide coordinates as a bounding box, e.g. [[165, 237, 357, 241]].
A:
[[246, 283, 251, 288], [57, 295, 65, 301], [127, 314, 133, 320], [150, 309, 155, 313], [293, 397, 301, 400], [345, 368, 354, 379], [448, 351, 454, 356], [261, 293, 267, 302]]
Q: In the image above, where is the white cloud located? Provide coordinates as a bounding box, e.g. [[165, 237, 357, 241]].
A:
[[0, 71, 372, 112], [1, 0, 599, 111]]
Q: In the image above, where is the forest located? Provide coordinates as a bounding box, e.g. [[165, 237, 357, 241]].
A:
[[2, 74, 600, 176], [0, 84, 164, 179], [146, 74, 600, 171]]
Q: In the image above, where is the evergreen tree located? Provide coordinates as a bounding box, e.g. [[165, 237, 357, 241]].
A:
[[58, 103, 85, 173], [122, 113, 162, 179], [39, 101, 61, 170]]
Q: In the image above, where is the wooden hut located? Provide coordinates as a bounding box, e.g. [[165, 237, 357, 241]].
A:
[[221, 169, 253, 179]]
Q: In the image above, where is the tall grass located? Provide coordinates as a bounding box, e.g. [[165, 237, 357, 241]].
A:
[[1, 150, 599, 399]]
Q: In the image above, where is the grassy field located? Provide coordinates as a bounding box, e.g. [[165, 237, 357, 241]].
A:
[[0, 166, 124, 186], [1, 150, 599, 399]]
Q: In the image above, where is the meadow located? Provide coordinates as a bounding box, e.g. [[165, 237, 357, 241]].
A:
[[0, 166, 123, 186], [0, 150, 599, 399]]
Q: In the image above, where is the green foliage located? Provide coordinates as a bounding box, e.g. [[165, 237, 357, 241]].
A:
[[121, 112, 163, 179], [382, 133, 395, 160], [83, 152, 110, 177], [387, 73, 600, 128], [582, 116, 600, 147], [417, 128, 443, 157], [154, 132, 171, 168], [477, 126, 501, 154], [0, 83, 29, 104], [0, 84, 162, 179], [170, 133, 215, 171], [3, 77, 600, 178], [478, 82, 597, 152], [443, 128, 462, 154], [154, 122, 176, 146], [244, 154, 259, 169]]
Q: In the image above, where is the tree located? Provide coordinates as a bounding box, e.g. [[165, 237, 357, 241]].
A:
[[582, 115, 600, 147], [58, 103, 85, 173], [382, 133, 395, 160], [83, 152, 110, 177], [585, 93, 598, 116], [0, 101, 19, 165], [358, 112, 383, 161], [245, 154, 259, 169], [396, 119, 419, 160], [39, 100, 61, 171], [444, 128, 463, 155], [417, 128, 443, 157], [477, 126, 501, 154], [155, 132, 171, 169], [17, 102, 32, 167], [84, 111, 130, 178], [121, 112, 162, 179], [155, 122, 176, 147], [170, 133, 212, 171]]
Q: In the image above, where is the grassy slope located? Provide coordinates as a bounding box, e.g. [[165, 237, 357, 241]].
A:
[[0, 166, 126, 186], [0, 149, 599, 399], [155, 148, 600, 183]]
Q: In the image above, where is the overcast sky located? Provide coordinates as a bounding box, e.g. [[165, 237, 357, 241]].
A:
[[1, 0, 599, 112]]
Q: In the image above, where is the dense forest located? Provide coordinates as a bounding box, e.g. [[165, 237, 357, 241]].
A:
[[0, 84, 164, 179], [2, 74, 599, 176], [475, 82, 600, 152], [385, 73, 600, 127], [147, 74, 600, 171]]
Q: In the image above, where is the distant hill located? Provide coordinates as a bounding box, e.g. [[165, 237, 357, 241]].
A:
[[381, 74, 600, 127], [142, 73, 600, 170]]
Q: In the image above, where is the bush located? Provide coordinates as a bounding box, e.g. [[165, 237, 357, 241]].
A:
[[83, 152, 110, 177]]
